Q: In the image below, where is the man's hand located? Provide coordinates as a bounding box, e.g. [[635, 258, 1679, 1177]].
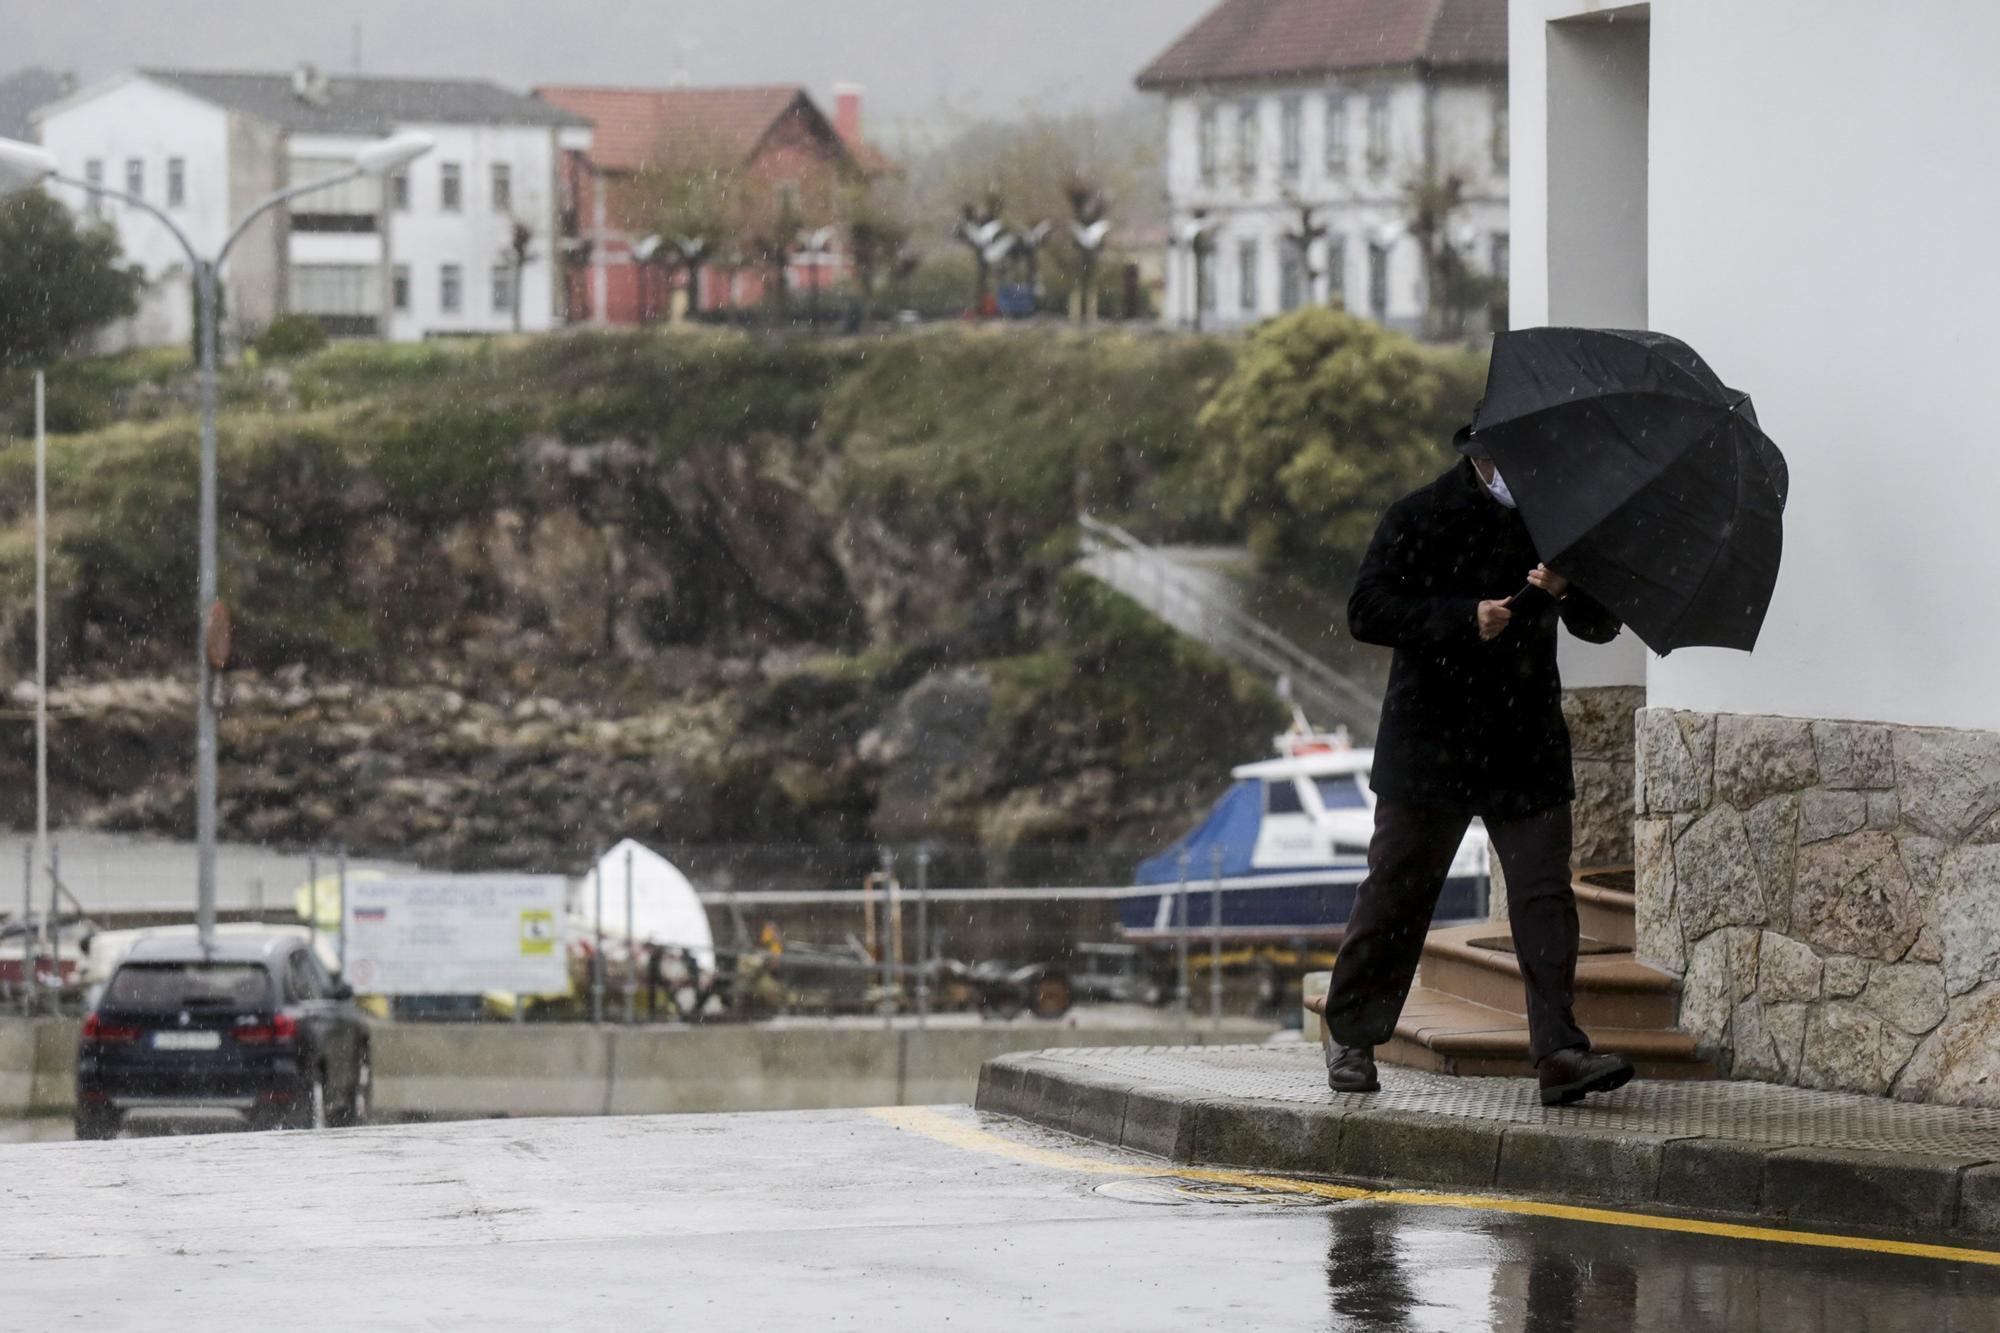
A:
[[1477, 598, 1513, 641], [1527, 564, 1569, 599]]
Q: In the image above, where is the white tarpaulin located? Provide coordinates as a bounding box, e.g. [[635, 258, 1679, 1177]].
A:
[[578, 840, 714, 970], [344, 875, 569, 997]]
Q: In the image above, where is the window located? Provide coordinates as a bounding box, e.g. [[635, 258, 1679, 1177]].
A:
[[103, 962, 271, 1008], [392, 264, 411, 312], [777, 180, 801, 213], [1326, 235, 1347, 301], [492, 263, 515, 314], [1368, 242, 1390, 321], [288, 264, 382, 317], [289, 156, 382, 231], [1325, 96, 1348, 174], [167, 157, 185, 208], [83, 159, 102, 216], [1315, 777, 1369, 810], [390, 170, 410, 211], [440, 162, 462, 212], [1490, 232, 1510, 280], [491, 163, 512, 213], [1197, 104, 1218, 185], [440, 263, 463, 313], [1280, 97, 1302, 180], [1237, 240, 1258, 314], [1492, 92, 1510, 172], [1279, 248, 1303, 312], [284, 951, 322, 1004], [124, 157, 143, 199], [1235, 100, 1259, 186], [1367, 92, 1391, 172], [1265, 780, 1304, 815]]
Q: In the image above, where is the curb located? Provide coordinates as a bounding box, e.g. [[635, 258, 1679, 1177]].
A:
[[974, 1051, 2000, 1244]]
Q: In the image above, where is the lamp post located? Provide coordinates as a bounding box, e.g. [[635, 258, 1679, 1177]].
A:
[[0, 130, 432, 951]]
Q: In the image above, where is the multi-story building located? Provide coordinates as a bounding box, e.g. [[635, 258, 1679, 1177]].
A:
[[31, 65, 591, 347], [1137, 0, 1508, 335], [533, 82, 880, 325]]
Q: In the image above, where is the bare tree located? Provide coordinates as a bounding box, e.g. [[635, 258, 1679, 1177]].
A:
[[1065, 179, 1113, 324], [846, 180, 913, 329], [1401, 167, 1469, 340], [501, 220, 535, 333]]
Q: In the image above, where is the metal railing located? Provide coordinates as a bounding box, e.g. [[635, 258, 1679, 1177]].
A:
[[1076, 513, 1383, 735]]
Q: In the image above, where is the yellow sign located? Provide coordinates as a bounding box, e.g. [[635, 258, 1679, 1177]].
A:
[[519, 910, 556, 956]]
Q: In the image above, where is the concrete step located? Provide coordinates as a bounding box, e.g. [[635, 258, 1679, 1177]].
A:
[[1416, 923, 1681, 1030], [1573, 867, 1637, 950], [1383, 986, 1715, 1080]]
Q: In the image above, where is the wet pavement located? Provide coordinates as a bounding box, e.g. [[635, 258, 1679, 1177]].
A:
[[0, 1105, 1993, 1331]]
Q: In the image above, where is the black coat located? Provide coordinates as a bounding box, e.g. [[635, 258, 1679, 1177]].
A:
[[1348, 459, 1622, 819]]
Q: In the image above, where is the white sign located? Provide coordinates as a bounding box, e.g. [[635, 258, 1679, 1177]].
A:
[[343, 875, 569, 997]]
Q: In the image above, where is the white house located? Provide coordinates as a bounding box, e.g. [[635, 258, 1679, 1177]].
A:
[[1137, 0, 1509, 335], [32, 66, 592, 348], [1513, 2, 2000, 1105]]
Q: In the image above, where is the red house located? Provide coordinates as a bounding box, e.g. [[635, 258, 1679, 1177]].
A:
[[535, 82, 884, 324]]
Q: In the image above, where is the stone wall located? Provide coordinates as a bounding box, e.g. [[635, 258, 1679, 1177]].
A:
[[1635, 707, 2000, 1106]]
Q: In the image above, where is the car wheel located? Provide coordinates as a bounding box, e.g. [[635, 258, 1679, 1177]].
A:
[[72, 1110, 119, 1141], [1030, 973, 1073, 1021], [337, 1052, 372, 1128], [289, 1069, 329, 1131]]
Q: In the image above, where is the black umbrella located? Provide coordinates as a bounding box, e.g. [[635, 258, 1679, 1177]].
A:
[[1469, 327, 1789, 654]]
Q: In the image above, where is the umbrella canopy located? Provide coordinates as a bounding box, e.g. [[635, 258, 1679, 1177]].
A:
[[1470, 327, 1789, 654]]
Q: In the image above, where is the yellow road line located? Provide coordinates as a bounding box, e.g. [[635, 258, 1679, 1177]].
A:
[[866, 1106, 2000, 1269]]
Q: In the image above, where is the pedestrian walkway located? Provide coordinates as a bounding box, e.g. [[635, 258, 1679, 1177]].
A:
[[976, 1043, 2000, 1243]]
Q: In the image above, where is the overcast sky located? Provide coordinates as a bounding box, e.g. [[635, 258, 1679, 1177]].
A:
[[9, 0, 1217, 143]]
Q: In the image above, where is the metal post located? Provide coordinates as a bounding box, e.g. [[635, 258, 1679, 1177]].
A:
[[47, 844, 60, 1015], [250, 875, 263, 920], [20, 844, 32, 1015], [307, 853, 319, 959], [591, 861, 605, 1025], [194, 261, 219, 952], [336, 847, 349, 976], [1175, 852, 1191, 1030], [623, 845, 636, 1025], [914, 848, 931, 1028], [879, 850, 895, 1029], [33, 371, 48, 998], [1209, 845, 1224, 1033]]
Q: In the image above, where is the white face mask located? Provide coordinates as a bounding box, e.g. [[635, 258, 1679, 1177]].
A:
[[1480, 464, 1518, 509]]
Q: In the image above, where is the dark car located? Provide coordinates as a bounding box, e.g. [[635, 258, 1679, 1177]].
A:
[[75, 932, 371, 1140]]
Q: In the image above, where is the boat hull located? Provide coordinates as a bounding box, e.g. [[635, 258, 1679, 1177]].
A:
[[1117, 868, 1488, 943]]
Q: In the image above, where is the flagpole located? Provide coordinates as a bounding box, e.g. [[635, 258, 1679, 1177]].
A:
[[34, 371, 48, 983]]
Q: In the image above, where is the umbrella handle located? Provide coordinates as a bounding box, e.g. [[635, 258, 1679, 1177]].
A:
[[1510, 583, 1556, 616]]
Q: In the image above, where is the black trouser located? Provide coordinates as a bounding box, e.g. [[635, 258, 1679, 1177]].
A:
[[1322, 800, 1589, 1065]]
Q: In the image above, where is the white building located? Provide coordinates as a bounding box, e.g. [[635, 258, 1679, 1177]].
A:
[[32, 66, 591, 348], [1137, 0, 1509, 336], [1514, 2, 2000, 1105]]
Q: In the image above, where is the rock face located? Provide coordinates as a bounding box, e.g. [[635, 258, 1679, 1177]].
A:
[[1564, 686, 1643, 868], [1635, 706, 2000, 1106]]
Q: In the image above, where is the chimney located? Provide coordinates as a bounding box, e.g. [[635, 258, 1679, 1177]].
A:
[[292, 62, 331, 107], [833, 82, 864, 147]]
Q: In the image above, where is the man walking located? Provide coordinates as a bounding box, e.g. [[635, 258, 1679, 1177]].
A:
[[1306, 423, 1636, 1107]]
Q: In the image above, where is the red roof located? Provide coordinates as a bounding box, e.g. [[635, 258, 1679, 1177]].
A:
[[1136, 0, 1508, 89], [533, 84, 828, 172]]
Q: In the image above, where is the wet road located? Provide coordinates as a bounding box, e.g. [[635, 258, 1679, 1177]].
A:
[[0, 1105, 1992, 1331]]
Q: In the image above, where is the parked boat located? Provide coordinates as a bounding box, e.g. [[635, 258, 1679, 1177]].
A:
[[1121, 719, 1489, 943]]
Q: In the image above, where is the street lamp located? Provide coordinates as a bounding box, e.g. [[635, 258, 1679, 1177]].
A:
[[0, 129, 432, 950]]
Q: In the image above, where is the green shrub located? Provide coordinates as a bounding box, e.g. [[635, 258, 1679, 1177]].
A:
[[254, 314, 330, 361]]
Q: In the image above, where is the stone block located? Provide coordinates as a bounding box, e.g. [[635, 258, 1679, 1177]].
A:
[[1958, 1163, 2000, 1238], [1745, 794, 1800, 933], [1895, 980, 2000, 1107], [1637, 709, 1714, 814], [1658, 1138, 1773, 1215], [1763, 1147, 1980, 1233], [1120, 1085, 1199, 1160], [1497, 1125, 1674, 1204], [1572, 758, 1636, 868], [1674, 807, 1767, 938], [1898, 834, 1946, 904], [1564, 685, 1644, 760], [1797, 1002, 1915, 1095], [1823, 955, 1871, 998], [1758, 932, 1823, 1003], [1893, 726, 2000, 841], [1728, 998, 1795, 1081], [1974, 809, 2000, 846], [1764, 1003, 1808, 1081], [1679, 931, 1736, 1044], [974, 1057, 1033, 1118], [1068, 1079, 1132, 1145], [1861, 963, 1948, 1037], [1715, 714, 1818, 809], [1798, 789, 1866, 844], [1793, 831, 1922, 961], [1186, 1098, 1344, 1174], [1812, 720, 1894, 790], [1332, 1109, 1504, 1189], [1904, 927, 1944, 964], [1939, 845, 2000, 997], [1866, 791, 1901, 831], [1633, 817, 1684, 973]]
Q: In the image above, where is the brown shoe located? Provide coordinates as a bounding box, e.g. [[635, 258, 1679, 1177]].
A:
[[1537, 1048, 1634, 1107]]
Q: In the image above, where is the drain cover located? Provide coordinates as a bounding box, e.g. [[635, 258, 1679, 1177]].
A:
[[1094, 1177, 1330, 1208]]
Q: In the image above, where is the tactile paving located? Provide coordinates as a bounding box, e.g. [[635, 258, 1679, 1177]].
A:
[[1027, 1044, 2000, 1160]]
